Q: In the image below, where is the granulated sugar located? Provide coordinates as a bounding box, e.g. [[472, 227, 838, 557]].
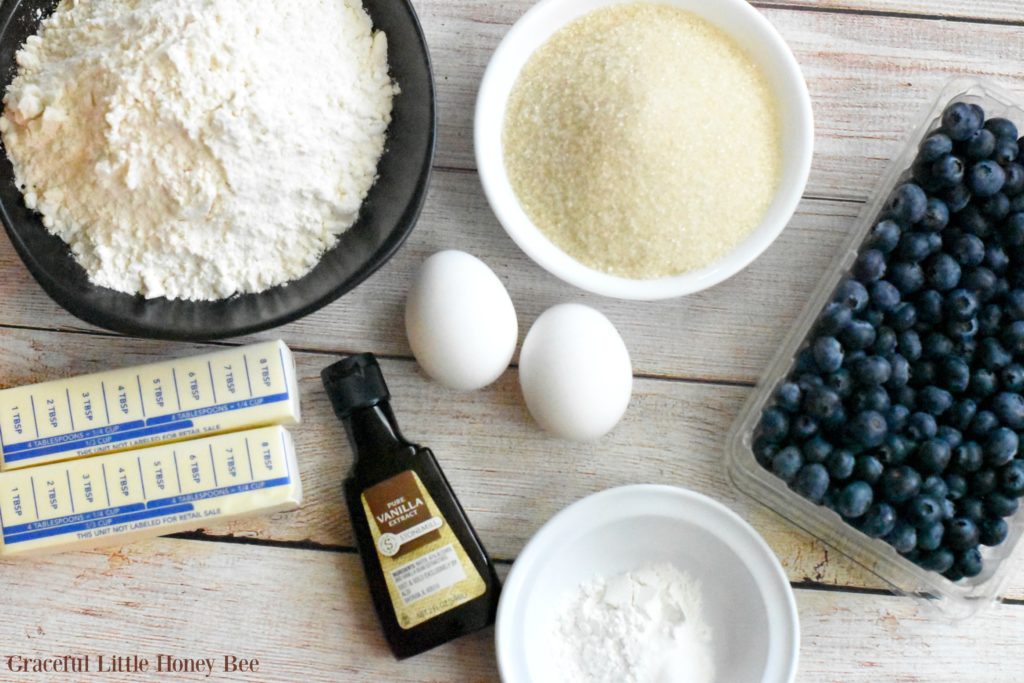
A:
[[503, 4, 781, 279], [2, 0, 396, 301]]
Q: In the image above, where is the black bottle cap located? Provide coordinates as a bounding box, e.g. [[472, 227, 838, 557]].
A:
[[321, 353, 391, 419]]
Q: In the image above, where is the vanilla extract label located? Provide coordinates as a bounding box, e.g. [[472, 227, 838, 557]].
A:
[[363, 470, 442, 557]]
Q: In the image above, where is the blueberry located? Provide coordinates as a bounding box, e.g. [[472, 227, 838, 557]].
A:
[[981, 193, 1011, 222], [792, 463, 830, 503], [1008, 290, 1024, 320], [942, 289, 978, 323], [946, 518, 981, 550], [971, 469, 999, 497], [889, 302, 918, 332], [835, 280, 870, 312], [967, 160, 1007, 197], [1004, 164, 1024, 196], [958, 498, 986, 523], [970, 409, 1000, 436], [898, 232, 932, 262], [911, 360, 938, 387], [818, 302, 853, 336], [965, 128, 997, 160], [950, 233, 986, 266], [992, 392, 1024, 429], [894, 385, 917, 410], [925, 231, 943, 256], [925, 253, 962, 291], [851, 386, 891, 414], [918, 386, 953, 415], [985, 492, 1019, 518], [1000, 460, 1024, 496], [772, 446, 803, 483], [853, 455, 884, 485], [887, 354, 911, 389], [921, 333, 954, 360], [984, 243, 1010, 273], [826, 369, 855, 398], [802, 435, 833, 464], [759, 408, 791, 443], [918, 548, 956, 573], [848, 410, 888, 448], [980, 517, 1009, 546], [754, 437, 780, 467], [941, 498, 956, 521], [931, 154, 965, 187], [949, 399, 978, 431], [908, 495, 944, 527], [920, 197, 950, 231], [954, 441, 985, 472], [994, 139, 1019, 166], [919, 132, 954, 162], [873, 326, 898, 355], [886, 403, 911, 432], [776, 383, 803, 414], [868, 219, 902, 253], [956, 547, 984, 579], [878, 433, 913, 466], [985, 117, 1019, 141], [881, 465, 922, 503], [942, 102, 983, 141], [860, 502, 897, 538], [888, 183, 928, 224], [915, 438, 952, 474], [943, 184, 972, 213], [826, 448, 856, 480], [852, 356, 892, 386], [837, 481, 874, 519], [854, 249, 887, 283], [962, 267, 998, 301], [917, 521, 945, 551], [840, 320, 877, 351], [869, 281, 901, 313], [1002, 321, 1024, 354], [922, 474, 949, 500], [985, 427, 1020, 466], [907, 412, 938, 440], [804, 386, 843, 422], [1003, 363, 1024, 392], [897, 331, 923, 363], [938, 357, 971, 394], [886, 521, 918, 554], [945, 472, 968, 501], [863, 308, 885, 329], [889, 262, 926, 294], [938, 426, 963, 449], [974, 305, 999, 335], [957, 205, 992, 237], [790, 414, 819, 441], [971, 368, 999, 398], [813, 337, 844, 373]]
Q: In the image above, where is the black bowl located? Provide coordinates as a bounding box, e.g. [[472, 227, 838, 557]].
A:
[[0, 0, 435, 340]]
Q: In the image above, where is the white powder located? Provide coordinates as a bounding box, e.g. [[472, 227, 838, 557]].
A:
[[553, 563, 715, 683], [1, 0, 396, 301]]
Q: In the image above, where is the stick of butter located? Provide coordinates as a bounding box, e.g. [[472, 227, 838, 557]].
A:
[[0, 340, 300, 471], [0, 425, 302, 557]]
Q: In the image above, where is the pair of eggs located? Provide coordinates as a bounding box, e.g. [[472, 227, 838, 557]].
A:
[[405, 251, 632, 441]]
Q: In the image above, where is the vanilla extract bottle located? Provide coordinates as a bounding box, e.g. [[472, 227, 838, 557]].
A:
[[321, 353, 501, 659]]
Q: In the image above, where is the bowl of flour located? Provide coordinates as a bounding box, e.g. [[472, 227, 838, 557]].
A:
[[496, 485, 800, 683], [0, 0, 434, 339]]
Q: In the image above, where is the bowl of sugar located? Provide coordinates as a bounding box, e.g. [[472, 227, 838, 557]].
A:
[[0, 0, 434, 339], [476, 0, 813, 300], [495, 485, 799, 682]]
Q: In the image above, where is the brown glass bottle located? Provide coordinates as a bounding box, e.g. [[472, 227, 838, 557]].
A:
[[322, 353, 500, 659]]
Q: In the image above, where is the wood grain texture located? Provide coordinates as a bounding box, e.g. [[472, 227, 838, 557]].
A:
[[756, 0, 1023, 24], [1, 540, 1021, 683], [6, 327, 1024, 602]]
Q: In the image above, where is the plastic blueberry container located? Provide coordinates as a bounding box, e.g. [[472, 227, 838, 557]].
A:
[[726, 78, 1024, 620]]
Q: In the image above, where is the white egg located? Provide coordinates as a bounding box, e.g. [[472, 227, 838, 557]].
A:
[[519, 304, 633, 441], [405, 250, 518, 391]]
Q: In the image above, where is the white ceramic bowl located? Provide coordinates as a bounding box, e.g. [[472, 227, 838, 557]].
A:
[[496, 485, 799, 682], [475, 0, 814, 300]]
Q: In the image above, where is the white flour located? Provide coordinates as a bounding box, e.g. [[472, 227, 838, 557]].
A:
[[554, 563, 716, 683], [1, 0, 396, 301]]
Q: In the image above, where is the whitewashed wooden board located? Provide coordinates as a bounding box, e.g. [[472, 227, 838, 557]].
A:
[[0, 0, 1023, 682]]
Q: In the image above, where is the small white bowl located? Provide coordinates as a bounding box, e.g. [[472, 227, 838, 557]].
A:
[[475, 0, 814, 300], [496, 485, 799, 682]]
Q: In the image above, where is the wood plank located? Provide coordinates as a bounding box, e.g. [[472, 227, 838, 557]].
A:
[[0, 176, 859, 384], [1, 539, 1021, 682], [6, 327, 1024, 600], [756, 0, 1023, 24], [413, 1, 1024, 198]]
